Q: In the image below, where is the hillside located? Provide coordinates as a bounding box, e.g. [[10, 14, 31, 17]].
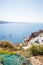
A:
[[24, 30, 43, 42], [0, 40, 23, 54], [23, 30, 43, 50], [0, 40, 15, 51]]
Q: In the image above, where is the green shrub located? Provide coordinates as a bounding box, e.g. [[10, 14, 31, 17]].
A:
[[27, 44, 43, 56]]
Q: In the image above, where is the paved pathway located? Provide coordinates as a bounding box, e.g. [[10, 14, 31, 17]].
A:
[[31, 57, 43, 65]]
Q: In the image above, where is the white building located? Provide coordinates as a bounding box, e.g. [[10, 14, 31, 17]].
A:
[[23, 36, 43, 50]]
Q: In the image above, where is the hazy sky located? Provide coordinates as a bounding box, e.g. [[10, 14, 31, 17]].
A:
[[0, 0, 43, 22]]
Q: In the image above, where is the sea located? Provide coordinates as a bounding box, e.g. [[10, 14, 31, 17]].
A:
[[0, 22, 43, 44]]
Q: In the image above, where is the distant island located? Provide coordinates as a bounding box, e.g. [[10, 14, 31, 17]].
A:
[[0, 21, 8, 24], [0, 21, 26, 24], [0, 21, 15, 24]]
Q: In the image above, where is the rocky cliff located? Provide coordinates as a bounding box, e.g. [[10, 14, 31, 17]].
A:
[[24, 30, 43, 43]]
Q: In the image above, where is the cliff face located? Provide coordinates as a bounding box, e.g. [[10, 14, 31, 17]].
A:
[[24, 30, 43, 43], [23, 30, 43, 50]]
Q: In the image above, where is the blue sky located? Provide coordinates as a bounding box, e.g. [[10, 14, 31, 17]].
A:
[[0, 0, 43, 22]]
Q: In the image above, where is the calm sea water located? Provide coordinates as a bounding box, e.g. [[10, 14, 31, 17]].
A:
[[0, 22, 43, 43]]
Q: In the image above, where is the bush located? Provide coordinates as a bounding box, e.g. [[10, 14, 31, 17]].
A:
[[30, 44, 43, 55], [27, 44, 43, 56]]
